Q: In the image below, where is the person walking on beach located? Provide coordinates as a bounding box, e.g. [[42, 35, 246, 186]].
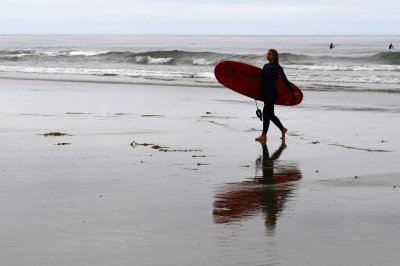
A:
[[389, 43, 394, 50], [255, 49, 298, 142]]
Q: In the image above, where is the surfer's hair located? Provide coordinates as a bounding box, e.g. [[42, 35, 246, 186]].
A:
[[269, 49, 279, 65]]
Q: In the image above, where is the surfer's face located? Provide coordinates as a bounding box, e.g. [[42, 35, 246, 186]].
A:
[[267, 51, 275, 63]]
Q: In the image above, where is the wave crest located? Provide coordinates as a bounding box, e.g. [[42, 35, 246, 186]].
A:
[[373, 52, 400, 65], [2, 49, 399, 66]]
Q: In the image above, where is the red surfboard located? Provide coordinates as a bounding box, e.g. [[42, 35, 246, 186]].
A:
[[214, 61, 303, 106]]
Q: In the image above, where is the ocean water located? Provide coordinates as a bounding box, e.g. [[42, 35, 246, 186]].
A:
[[0, 34, 399, 92]]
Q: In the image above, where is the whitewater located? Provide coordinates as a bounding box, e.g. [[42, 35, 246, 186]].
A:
[[0, 34, 399, 89]]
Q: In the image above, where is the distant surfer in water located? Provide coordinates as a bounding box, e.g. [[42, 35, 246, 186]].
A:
[[389, 43, 394, 50], [330, 43, 335, 49], [255, 49, 299, 142]]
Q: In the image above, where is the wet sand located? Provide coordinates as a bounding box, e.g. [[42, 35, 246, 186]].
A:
[[0, 78, 399, 266]]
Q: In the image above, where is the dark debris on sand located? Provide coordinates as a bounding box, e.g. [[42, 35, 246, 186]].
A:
[[130, 140, 202, 153], [42, 132, 70, 137]]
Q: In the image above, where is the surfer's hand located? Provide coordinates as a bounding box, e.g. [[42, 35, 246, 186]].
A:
[[292, 91, 300, 99]]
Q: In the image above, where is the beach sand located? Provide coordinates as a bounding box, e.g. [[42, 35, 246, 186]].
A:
[[1, 78, 399, 266]]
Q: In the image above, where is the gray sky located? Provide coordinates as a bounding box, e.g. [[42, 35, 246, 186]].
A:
[[1, 0, 399, 34]]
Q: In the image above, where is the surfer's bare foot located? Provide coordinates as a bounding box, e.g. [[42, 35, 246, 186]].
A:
[[256, 139, 267, 146], [280, 128, 288, 140], [255, 134, 267, 141]]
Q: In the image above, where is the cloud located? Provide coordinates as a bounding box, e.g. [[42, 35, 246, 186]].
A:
[[1, 0, 399, 34]]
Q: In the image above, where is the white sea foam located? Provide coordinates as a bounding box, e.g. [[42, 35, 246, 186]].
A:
[[148, 57, 173, 64], [135, 56, 173, 64], [41, 51, 66, 57], [192, 58, 215, 65], [1, 54, 27, 58], [286, 64, 400, 72], [68, 51, 108, 56], [0, 50, 109, 58], [291, 73, 400, 84], [1, 64, 398, 85], [0, 52, 35, 58], [0, 65, 214, 80]]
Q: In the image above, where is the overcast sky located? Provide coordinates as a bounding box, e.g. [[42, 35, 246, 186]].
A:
[[1, 0, 399, 34]]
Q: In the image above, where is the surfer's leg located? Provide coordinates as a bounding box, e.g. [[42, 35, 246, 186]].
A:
[[262, 102, 273, 134], [270, 105, 288, 140], [256, 102, 272, 140], [271, 114, 288, 140], [271, 115, 284, 130], [263, 102, 273, 134], [270, 102, 284, 129], [255, 112, 268, 140]]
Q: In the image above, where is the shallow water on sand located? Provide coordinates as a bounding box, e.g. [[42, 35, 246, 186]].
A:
[[0, 79, 399, 266]]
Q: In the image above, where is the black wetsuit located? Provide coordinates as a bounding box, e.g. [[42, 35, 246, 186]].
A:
[[261, 63, 294, 135]]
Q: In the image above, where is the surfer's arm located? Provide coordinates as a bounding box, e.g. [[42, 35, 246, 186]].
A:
[[278, 66, 295, 93], [279, 66, 300, 98]]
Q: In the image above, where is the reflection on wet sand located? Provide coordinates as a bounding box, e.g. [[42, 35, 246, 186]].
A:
[[213, 140, 302, 232]]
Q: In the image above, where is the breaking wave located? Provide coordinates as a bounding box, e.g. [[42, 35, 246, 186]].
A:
[[1, 49, 399, 66], [0, 49, 258, 66], [0, 48, 399, 88]]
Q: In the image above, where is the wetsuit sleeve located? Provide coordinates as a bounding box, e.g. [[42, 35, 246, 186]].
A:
[[278, 66, 295, 92]]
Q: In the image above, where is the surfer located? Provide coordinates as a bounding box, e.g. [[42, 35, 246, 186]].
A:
[[330, 43, 335, 49], [255, 49, 298, 142], [389, 43, 394, 50]]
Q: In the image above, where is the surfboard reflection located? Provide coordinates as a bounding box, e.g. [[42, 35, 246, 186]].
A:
[[213, 139, 302, 232]]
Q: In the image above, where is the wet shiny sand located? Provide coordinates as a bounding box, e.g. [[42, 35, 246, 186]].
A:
[[0, 78, 399, 266]]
